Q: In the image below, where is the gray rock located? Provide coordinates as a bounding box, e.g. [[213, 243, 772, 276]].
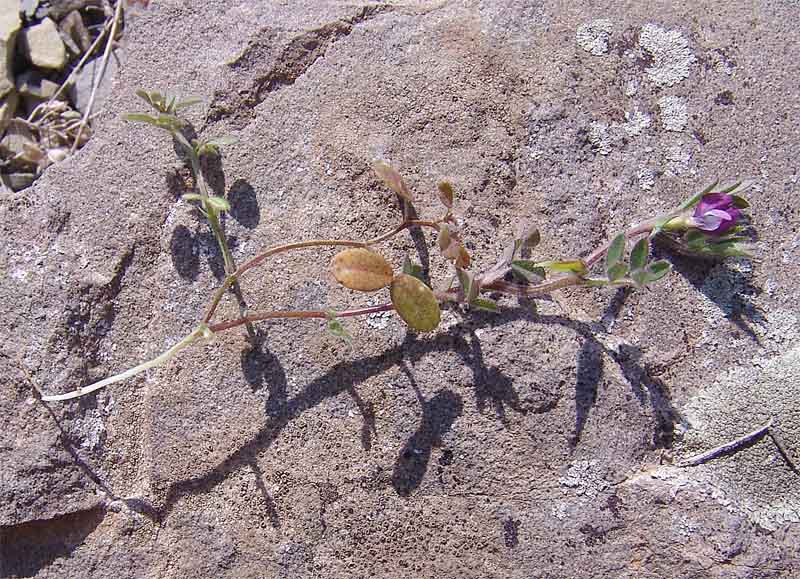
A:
[[4, 171, 36, 190], [1, 1, 799, 577], [20, 17, 67, 70], [69, 51, 122, 115], [36, 0, 106, 22], [0, 88, 18, 132], [16, 69, 59, 99], [0, 0, 21, 98], [0, 117, 36, 157], [58, 10, 90, 55], [16, 69, 60, 115]]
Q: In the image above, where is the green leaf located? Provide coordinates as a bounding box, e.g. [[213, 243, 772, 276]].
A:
[[437, 224, 451, 252], [390, 274, 441, 332], [518, 226, 541, 249], [326, 313, 353, 347], [678, 180, 719, 211], [606, 233, 626, 275], [633, 260, 672, 285], [511, 260, 546, 283], [630, 237, 649, 271], [456, 268, 479, 302], [471, 298, 499, 312], [437, 181, 454, 208], [730, 194, 749, 209], [206, 196, 231, 213], [124, 112, 160, 125], [718, 181, 742, 194], [650, 215, 676, 238], [536, 260, 588, 276], [135, 89, 151, 105], [181, 193, 203, 202], [172, 129, 192, 152], [175, 97, 202, 111], [607, 262, 629, 282], [206, 135, 238, 147]]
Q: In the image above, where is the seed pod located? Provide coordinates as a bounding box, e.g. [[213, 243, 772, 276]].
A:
[[390, 274, 441, 332], [331, 248, 394, 291]]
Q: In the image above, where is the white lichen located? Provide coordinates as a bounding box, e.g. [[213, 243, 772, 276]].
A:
[[637, 166, 655, 191], [658, 95, 688, 132], [639, 23, 696, 87], [679, 340, 800, 530], [559, 460, 608, 498], [620, 108, 652, 137], [576, 18, 614, 56], [664, 143, 691, 176], [588, 121, 612, 155]]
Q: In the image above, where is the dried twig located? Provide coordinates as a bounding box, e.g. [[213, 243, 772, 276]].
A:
[[768, 425, 799, 473], [27, 17, 114, 123], [71, 0, 124, 153], [677, 419, 774, 467]]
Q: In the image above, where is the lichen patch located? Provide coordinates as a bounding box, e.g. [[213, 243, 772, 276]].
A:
[[639, 23, 696, 87], [658, 95, 688, 132], [576, 19, 613, 56]]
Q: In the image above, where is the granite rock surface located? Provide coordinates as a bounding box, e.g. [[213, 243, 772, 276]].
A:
[[2, 1, 799, 577]]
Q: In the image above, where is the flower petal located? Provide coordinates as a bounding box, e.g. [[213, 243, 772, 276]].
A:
[[697, 209, 732, 231], [695, 193, 734, 217]]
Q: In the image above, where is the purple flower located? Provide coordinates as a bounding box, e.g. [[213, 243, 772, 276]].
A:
[[692, 193, 741, 235]]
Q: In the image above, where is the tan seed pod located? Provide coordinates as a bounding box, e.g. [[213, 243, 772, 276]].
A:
[[331, 248, 394, 291]]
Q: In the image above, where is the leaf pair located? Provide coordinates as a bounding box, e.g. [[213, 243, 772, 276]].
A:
[[181, 193, 231, 213], [134, 89, 200, 115], [373, 160, 458, 209], [679, 229, 752, 259], [606, 234, 671, 286], [456, 267, 498, 312], [331, 248, 441, 332]]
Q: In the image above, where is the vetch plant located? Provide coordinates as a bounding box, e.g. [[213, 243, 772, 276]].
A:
[[38, 92, 755, 402]]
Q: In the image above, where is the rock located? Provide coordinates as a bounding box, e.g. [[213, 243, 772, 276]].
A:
[[16, 69, 59, 99], [69, 51, 122, 115], [58, 10, 90, 54], [0, 118, 36, 157], [0, 0, 21, 98], [0, 88, 18, 132], [4, 171, 36, 190], [20, 0, 38, 21], [2, 1, 800, 577], [20, 17, 67, 70], [16, 69, 60, 115], [37, 0, 106, 22]]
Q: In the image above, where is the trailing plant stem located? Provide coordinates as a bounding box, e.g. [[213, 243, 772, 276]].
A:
[[203, 220, 441, 323], [208, 304, 395, 333], [584, 217, 664, 268], [40, 325, 208, 402]]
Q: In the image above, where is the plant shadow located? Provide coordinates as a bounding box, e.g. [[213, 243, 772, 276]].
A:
[[656, 243, 765, 342], [166, 123, 261, 282], [142, 290, 680, 519]]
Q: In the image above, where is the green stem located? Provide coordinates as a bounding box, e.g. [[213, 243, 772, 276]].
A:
[[187, 147, 255, 339], [188, 151, 236, 275], [583, 217, 663, 269]]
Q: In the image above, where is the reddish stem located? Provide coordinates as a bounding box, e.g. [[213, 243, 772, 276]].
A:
[[208, 303, 395, 333]]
